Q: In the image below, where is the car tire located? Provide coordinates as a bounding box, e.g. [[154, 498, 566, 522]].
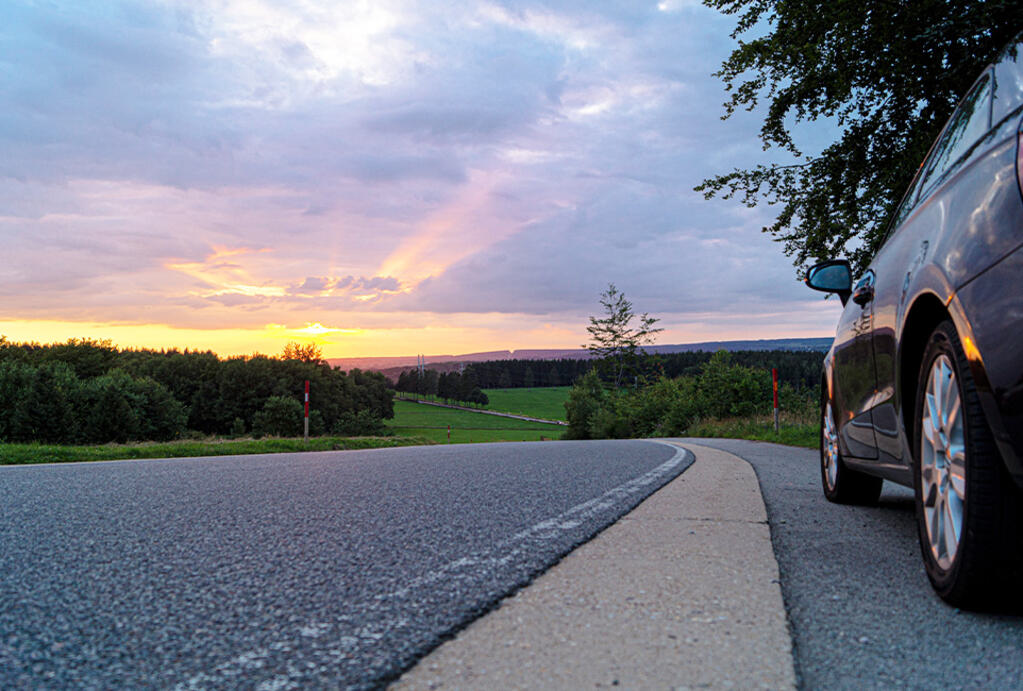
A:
[[913, 320, 1023, 607], [820, 388, 883, 504]]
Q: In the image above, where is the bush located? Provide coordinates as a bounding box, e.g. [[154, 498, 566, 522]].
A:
[[230, 417, 247, 437], [564, 370, 606, 439], [252, 396, 304, 438], [331, 410, 385, 436]]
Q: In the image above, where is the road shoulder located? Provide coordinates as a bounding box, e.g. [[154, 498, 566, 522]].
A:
[[393, 442, 796, 689]]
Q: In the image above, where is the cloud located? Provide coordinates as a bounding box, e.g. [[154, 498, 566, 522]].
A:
[[0, 0, 842, 352]]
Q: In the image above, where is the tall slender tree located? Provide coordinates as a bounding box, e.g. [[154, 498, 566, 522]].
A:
[[585, 284, 663, 388]]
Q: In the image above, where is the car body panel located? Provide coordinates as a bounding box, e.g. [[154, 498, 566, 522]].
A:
[[954, 244, 1023, 483]]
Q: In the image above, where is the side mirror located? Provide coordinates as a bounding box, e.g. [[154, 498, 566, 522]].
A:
[[805, 259, 852, 306]]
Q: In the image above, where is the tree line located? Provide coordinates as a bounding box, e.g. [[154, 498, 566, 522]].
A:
[[0, 337, 393, 444], [393, 368, 489, 407], [400, 350, 823, 392]]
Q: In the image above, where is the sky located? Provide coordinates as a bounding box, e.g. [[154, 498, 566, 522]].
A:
[[0, 0, 843, 358]]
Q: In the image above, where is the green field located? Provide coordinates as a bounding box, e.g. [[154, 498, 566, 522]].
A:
[[387, 400, 565, 443], [0, 435, 437, 465], [481, 386, 571, 421]]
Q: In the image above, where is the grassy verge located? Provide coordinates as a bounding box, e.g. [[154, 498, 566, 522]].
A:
[[0, 435, 436, 465], [686, 413, 818, 449], [387, 400, 564, 444], [481, 386, 571, 421]]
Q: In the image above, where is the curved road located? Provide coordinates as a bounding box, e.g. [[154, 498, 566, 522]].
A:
[[0, 440, 687, 689]]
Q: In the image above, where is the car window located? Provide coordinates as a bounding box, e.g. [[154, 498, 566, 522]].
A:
[[918, 72, 993, 195], [888, 162, 928, 231], [993, 43, 1023, 125]]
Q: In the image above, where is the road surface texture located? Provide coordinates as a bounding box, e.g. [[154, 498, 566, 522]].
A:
[[395, 443, 795, 689], [0, 440, 687, 689], [683, 438, 1023, 689]]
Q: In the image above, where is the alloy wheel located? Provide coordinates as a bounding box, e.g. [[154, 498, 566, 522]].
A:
[[822, 401, 840, 491], [920, 354, 966, 571]]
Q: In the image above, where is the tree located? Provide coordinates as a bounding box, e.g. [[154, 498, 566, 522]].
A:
[[696, 1, 1023, 275], [281, 341, 323, 364], [585, 284, 663, 388]]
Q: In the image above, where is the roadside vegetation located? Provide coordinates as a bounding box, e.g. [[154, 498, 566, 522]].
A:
[[386, 400, 563, 444], [0, 435, 435, 465], [564, 286, 819, 448]]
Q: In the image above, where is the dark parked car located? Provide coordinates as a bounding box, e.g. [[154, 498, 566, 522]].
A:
[[805, 40, 1023, 607]]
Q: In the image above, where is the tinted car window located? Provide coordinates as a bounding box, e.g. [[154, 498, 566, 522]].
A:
[[993, 44, 1023, 125], [889, 163, 927, 230], [918, 72, 993, 195]]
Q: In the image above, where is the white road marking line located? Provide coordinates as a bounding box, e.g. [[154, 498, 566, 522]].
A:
[[176, 442, 690, 690]]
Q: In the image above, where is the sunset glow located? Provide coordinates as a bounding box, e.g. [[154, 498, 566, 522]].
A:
[[0, 1, 842, 358]]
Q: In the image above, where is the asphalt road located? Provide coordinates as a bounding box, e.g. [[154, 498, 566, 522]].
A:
[[685, 438, 1023, 689], [0, 440, 687, 689]]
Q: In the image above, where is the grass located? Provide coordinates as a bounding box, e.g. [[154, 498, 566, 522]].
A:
[[481, 386, 571, 421], [686, 412, 818, 449], [387, 399, 564, 444], [0, 435, 436, 465]]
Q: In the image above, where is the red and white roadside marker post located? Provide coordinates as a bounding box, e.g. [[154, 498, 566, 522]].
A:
[[772, 368, 779, 434], [304, 380, 310, 442], [447, 425, 451, 443]]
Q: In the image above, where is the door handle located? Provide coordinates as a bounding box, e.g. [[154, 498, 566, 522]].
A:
[[852, 284, 874, 306]]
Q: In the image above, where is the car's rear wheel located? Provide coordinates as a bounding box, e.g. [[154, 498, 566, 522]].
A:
[[820, 390, 883, 504], [914, 320, 1022, 607]]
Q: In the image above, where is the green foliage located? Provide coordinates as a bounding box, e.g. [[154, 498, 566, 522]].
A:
[[687, 414, 818, 449], [0, 338, 393, 443], [230, 417, 247, 437], [696, 1, 1023, 274], [696, 351, 771, 419], [251, 396, 304, 438], [564, 370, 607, 440], [309, 410, 326, 436], [331, 410, 386, 436], [0, 361, 185, 444], [0, 361, 79, 443], [566, 350, 816, 442]]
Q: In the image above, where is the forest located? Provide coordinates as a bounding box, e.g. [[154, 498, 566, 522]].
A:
[[395, 349, 823, 395], [0, 337, 392, 444]]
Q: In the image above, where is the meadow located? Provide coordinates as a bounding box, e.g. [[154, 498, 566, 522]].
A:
[[386, 400, 565, 443], [480, 386, 571, 421]]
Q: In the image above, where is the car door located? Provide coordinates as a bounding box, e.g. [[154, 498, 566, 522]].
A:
[[871, 69, 996, 464], [832, 270, 879, 459]]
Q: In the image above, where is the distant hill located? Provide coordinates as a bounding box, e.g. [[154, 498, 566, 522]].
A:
[[327, 337, 832, 373]]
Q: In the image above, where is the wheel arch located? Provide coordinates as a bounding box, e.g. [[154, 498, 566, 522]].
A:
[[898, 293, 951, 453]]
